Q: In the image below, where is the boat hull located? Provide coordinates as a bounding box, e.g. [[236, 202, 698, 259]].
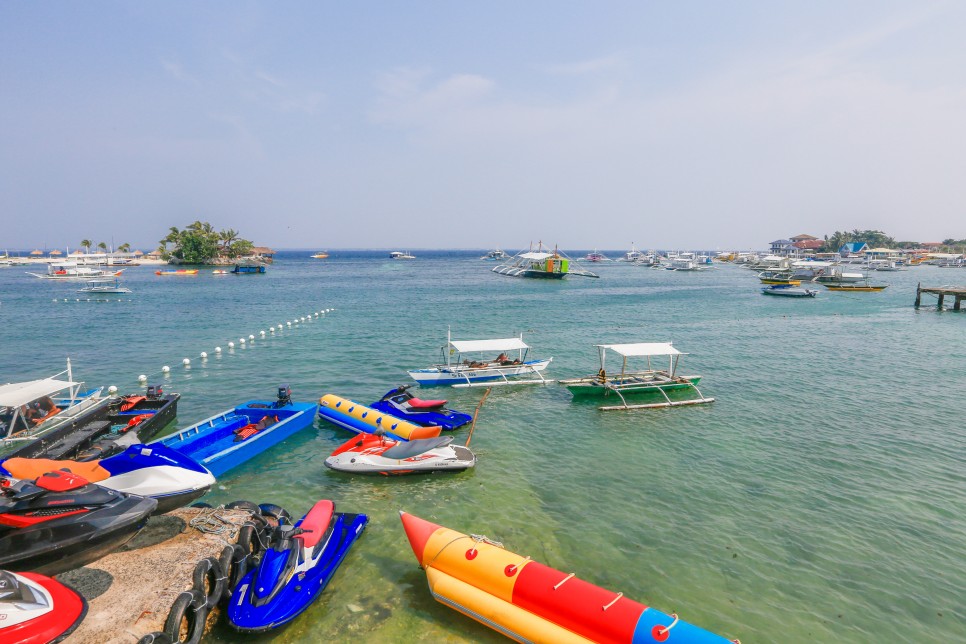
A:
[[761, 287, 817, 297], [408, 359, 551, 387], [566, 376, 701, 398], [156, 400, 318, 478]]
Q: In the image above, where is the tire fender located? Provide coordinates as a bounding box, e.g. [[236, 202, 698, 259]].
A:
[[191, 556, 225, 610], [163, 589, 208, 644]]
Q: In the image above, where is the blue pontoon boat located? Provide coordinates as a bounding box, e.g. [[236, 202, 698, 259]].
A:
[[154, 386, 317, 477]]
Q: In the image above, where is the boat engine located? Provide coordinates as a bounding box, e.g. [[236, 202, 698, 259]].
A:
[[146, 384, 163, 399], [275, 385, 291, 408]]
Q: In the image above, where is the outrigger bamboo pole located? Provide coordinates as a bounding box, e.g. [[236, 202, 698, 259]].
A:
[[465, 388, 491, 447]]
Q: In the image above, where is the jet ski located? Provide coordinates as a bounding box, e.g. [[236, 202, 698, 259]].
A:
[[0, 569, 87, 644], [1, 444, 215, 515], [369, 385, 472, 431], [0, 470, 157, 575], [324, 431, 476, 475], [227, 500, 368, 632]]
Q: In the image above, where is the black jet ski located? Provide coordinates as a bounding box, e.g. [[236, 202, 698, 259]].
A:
[[0, 470, 157, 575]]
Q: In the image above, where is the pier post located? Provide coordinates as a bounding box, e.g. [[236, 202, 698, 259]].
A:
[[915, 282, 921, 308], [956, 296, 963, 311], [937, 293, 945, 310]]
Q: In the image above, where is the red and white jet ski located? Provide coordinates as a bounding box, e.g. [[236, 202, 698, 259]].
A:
[[324, 431, 476, 475], [0, 569, 87, 644]]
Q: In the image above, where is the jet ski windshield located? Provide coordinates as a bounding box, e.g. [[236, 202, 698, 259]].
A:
[[0, 570, 49, 608]]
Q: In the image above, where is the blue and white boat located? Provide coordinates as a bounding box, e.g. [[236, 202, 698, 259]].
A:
[[369, 385, 472, 430], [155, 386, 317, 477], [231, 264, 266, 274], [407, 332, 553, 388]]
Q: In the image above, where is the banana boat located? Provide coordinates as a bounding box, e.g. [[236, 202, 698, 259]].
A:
[[399, 511, 738, 644]]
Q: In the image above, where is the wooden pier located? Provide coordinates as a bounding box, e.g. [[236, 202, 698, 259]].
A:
[[915, 283, 966, 310]]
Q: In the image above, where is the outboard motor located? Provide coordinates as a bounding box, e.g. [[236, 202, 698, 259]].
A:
[[146, 384, 163, 399], [275, 385, 291, 408]]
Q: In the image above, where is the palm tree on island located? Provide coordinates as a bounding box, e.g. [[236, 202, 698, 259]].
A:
[[158, 220, 258, 265]]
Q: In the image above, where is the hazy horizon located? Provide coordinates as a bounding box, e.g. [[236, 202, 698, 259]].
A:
[[3, 2, 965, 250]]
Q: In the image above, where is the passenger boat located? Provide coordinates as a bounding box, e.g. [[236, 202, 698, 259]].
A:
[[0, 570, 87, 644], [324, 433, 476, 475], [77, 278, 132, 294], [616, 243, 645, 262], [26, 262, 123, 280], [390, 251, 416, 259], [480, 249, 509, 261], [584, 250, 610, 262], [317, 395, 442, 441], [155, 386, 317, 477], [761, 285, 818, 297], [311, 251, 330, 259], [231, 263, 266, 274], [559, 342, 714, 410], [758, 271, 800, 285], [369, 385, 472, 430], [0, 360, 107, 453], [812, 267, 866, 283], [399, 511, 737, 644], [6, 385, 180, 460], [823, 281, 888, 292], [155, 269, 198, 276], [492, 242, 599, 279], [227, 500, 367, 633], [407, 332, 553, 388]]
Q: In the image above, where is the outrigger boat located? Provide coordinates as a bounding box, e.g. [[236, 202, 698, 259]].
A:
[[77, 278, 132, 294], [0, 360, 107, 453], [758, 271, 800, 285], [399, 511, 737, 644], [492, 242, 599, 279], [26, 262, 123, 280], [559, 342, 714, 410], [480, 249, 509, 261], [407, 332, 553, 388], [823, 281, 888, 292]]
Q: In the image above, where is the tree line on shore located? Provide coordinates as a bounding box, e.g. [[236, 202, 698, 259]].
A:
[[819, 229, 966, 253], [158, 221, 254, 264]]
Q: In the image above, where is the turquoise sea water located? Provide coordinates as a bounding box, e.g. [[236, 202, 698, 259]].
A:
[[1, 252, 964, 643]]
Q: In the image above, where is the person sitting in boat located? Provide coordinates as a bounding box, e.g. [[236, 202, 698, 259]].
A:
[[24, 403, 44, 424], [495, 353, 508, 363], [36, 396, 57, 414]]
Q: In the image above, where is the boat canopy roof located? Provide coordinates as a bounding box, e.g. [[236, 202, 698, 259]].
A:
[[450, 338, 529, 353], [597, 342, 681, 357], [0, 378, 78, 408], [518, 251, 554, 260]]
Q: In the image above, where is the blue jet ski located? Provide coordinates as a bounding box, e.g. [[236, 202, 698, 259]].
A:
[[226, 500, 368, 632], [369, 385, 472, 431]]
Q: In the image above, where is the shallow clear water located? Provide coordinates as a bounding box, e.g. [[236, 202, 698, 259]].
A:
[[1, 253, 964, 643]]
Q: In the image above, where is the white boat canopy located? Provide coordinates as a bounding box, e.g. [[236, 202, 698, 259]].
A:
[[596, 342, 681, 357], [450, 338, 530, 353], [518, 252, 554, 260], [0, 378, 78, 408]]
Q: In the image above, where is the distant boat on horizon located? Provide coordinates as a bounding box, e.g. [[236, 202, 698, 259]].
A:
[[311, 251, 329, 259]]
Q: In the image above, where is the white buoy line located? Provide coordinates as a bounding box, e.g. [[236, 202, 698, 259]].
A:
[[132, 308, 336, 384]]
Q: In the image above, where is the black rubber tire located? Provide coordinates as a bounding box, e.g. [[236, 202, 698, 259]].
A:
[[236, 522, 264, 560], [189, 502, 212, 509], [258, 503, 292, 525], [137, 633, 173, 644], [163, 589, 208, 644], [191, 556, 224, 610], [219, 543, 247, 604], [225, 500, 260, 513]]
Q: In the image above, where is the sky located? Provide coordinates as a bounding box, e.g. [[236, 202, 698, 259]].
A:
[[2, 1, 965, 251]]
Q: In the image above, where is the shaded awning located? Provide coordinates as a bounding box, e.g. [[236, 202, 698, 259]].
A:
[[518, 252, 553, 260], [597, 342, 681, 357], [450, 338, 529, 353], [0, 378, 78, 408]]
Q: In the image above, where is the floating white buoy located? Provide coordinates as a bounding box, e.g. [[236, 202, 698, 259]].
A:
[[138, 374, 147, 382], [228, 341, 235, 348], [162, 365, 170, 373], [249, 334, 255, 340], [240, 338, 246, 345], [260, 330, 265, 336], [108, 385, 118, 395], [314, 312, 318, 317], [200, 351, 208, 359], [300, 317, 305, 322], [287, 322, 292, 327], [270, 328, 275, 334], [183, 358, 190, 366], [215, 347, 222, 353]]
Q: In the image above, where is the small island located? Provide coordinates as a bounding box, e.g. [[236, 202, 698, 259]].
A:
[[158, 221, 273, 265]]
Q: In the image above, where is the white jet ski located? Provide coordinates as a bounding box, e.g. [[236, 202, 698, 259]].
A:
[[324, 432, 476, 475]]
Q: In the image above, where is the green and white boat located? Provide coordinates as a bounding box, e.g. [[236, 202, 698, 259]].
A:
[[559, 342, 714, 410]]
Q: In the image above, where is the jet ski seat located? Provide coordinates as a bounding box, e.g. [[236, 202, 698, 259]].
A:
[[295, 500, 333, 548], [406, 397, 447, 409], [382, 436, 453, 459], [2, 457, 110, 483]]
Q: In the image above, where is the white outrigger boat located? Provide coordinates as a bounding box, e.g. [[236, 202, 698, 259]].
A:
[[559, 342, 714, 410], [26, 261, 123, 280], [0, 360, 107, 451], [77, 278, 132, 294], [407, 332, 553, 388], [492, 243, 599, 279]]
